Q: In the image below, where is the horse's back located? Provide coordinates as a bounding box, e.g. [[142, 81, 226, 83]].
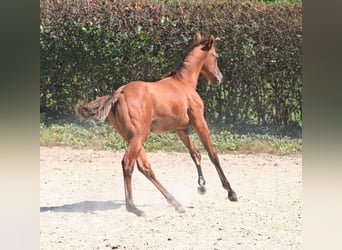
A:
[[120, 79, 188, 107], [116, 79, 191, 133]]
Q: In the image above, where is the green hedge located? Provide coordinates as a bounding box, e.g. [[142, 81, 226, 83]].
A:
[[40, 0, 302, 127]]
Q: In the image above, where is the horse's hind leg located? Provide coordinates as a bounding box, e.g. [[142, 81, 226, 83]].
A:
[[176, 129, 206, 194], [121, 138, 146, 216], [136, 147, 185, 213]]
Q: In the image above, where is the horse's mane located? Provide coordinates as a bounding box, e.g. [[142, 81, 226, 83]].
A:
[[165, 37, 209, 78]]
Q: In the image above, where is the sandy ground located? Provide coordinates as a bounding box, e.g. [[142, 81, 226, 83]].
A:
[[40, 147, 302, 250]]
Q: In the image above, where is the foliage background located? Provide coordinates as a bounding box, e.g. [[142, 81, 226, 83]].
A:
[[40, 0, 302, 126]]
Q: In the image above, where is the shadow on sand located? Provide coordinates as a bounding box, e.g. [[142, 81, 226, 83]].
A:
[[40, 200, 125, 213]]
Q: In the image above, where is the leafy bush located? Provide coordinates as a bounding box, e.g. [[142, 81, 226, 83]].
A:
[[40, 0, 302, 127]]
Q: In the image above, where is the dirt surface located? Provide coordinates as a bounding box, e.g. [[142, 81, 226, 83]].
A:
[[40, 147, 302, 249]]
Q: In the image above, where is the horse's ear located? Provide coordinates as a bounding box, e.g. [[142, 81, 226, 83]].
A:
[[207, 35, 215, 49], [194, 32, 202, 43]]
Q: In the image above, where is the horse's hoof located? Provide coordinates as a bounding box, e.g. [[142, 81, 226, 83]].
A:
[[137, 211, 147, 217], [128, 207, 146, 217], [197, 185, 206, 195], [175, 206, 186, 213], [228, 191, 238, 202]]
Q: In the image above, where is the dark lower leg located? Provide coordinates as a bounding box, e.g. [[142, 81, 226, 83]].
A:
[[192, 123, 237, 202], [208, 151, 238, 201], [195, 164, 206, 194], [176, 129, 206, 193]]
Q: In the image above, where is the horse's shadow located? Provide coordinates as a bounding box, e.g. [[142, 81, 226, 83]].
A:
[[40, 200, 125, 213]]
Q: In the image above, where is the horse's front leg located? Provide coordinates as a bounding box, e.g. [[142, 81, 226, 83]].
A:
[[176, 129, 206, 194], [190, 117, 238, 201]]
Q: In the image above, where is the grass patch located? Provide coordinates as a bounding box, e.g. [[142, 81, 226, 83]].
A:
[[40, 121, 301, 155]]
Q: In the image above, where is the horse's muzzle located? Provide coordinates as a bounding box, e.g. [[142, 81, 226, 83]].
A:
[[212, 73, 223, 87]]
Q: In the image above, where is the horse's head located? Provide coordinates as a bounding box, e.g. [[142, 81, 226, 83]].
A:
[[194, 33, 223, 87]]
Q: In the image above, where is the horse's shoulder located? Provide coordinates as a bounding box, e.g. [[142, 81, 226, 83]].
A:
[[186, 90, 203, 107]]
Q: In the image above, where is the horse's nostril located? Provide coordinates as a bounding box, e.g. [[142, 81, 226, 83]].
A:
[[210, 78, 221, 87], [214, 75, 222, 86]]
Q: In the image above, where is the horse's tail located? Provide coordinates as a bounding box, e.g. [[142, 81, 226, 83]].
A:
[[75, 94, 117, 121]]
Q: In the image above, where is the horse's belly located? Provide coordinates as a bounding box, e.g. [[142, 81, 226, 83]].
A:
[[150, 115, 189, 133]]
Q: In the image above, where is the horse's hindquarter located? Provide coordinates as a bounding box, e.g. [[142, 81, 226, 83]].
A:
[[108, 82, 153, 139]]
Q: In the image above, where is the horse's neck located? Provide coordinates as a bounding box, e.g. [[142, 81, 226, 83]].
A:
[[178, 56, 203, 89]]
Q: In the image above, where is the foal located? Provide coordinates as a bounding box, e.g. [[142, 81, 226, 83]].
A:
[[76, 32, 237, 216]]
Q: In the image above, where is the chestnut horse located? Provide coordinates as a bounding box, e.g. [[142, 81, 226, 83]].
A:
[[76, 32, 237, 216]]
